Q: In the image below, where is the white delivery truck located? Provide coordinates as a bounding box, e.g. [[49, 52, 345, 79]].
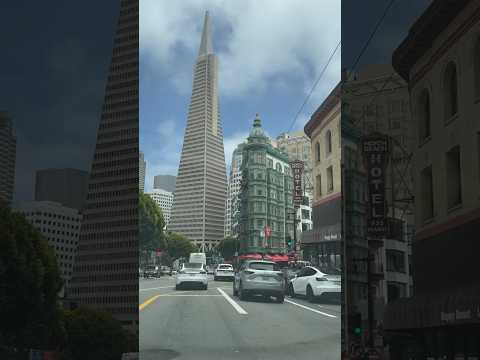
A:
[[189, 252, 206, 265]]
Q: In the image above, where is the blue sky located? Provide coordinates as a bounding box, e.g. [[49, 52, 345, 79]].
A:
[[140, 0, 341, 192]]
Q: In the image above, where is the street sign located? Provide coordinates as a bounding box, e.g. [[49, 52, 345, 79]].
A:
[[362, 134, 389, 238], [290, 160, 304, 207]]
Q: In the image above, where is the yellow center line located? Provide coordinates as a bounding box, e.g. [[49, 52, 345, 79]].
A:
[[139, 294, 161, 310]]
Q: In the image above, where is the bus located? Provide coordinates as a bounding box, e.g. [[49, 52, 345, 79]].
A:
[[189, 253, 206, 265]]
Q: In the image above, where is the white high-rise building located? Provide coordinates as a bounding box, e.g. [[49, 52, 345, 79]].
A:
[[169, 12, 227, 251], [147, 189, 174, 228], [139, 151, 146, 193], [15, 201, 82, 287], [225, 143, 245, 238]]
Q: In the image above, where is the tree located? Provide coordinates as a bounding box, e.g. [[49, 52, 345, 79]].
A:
[[216, 237, 240, 260], [0, 205, 65, 354], [139, 192, 166, 265], [62, 307, 136, 360], [165, 232, 198, 261]]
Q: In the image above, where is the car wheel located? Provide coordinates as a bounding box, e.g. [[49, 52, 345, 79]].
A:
[[203, 284, 208, 290], [214, 276, 218, 281], [239, 283, 247, 301], [306, 285, 315, 303], [288, 283, 296, 298], [233, 282, 238, 296], [276, 294, 285, 303], [175, 284, 180, 290]]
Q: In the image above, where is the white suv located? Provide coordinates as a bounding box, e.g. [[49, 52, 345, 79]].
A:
[[213, 263, 234, 281], [287, 266, 340, 302]]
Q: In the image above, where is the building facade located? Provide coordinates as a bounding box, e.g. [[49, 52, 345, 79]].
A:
[[225, 143, 245, 238], [69, 0, 139, 333], [276, 132, 313, 249], [0, 111, 16, 207], [35, 168, 89, 211], [153, 174, 176, 193], [238, 115, 294, 255], [147, 189, 174, 228], [169, 12, 227, 251], [139, 150, 145, 192], [303, 83, 342, 271], [15, 201, 82, 288], [384, 1, 480, 358]]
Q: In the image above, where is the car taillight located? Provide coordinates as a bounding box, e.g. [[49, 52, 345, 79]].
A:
[[244, 270, 254, 275], [316, 277, 327, 281]]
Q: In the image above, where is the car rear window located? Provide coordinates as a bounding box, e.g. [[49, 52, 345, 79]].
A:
[[219, 265, 232, 269], [183, 263, 202, 269], [248, 262, 279, 271]]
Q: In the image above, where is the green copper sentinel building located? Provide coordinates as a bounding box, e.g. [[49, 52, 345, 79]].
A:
[[238, 115, 295, 255]]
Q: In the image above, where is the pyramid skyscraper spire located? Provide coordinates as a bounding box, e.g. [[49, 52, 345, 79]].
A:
[[169, 12, 227, 251]]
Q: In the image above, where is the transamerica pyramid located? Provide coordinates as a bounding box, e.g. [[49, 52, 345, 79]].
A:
[[169, 11, 227, 252], [69, 0, 138, 333]]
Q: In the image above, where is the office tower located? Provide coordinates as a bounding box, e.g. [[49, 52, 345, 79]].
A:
[[15, 201, 82, 288], [238, 115, 294, 256], [69, 0, 138, 333], [169, 12, 227, 251], [0, 112, 16, 207], [147, 189, 174, 227], [139, 150, 145, 192], [153, 174, 176, 193], [225, 143, 245, 238], [34, 168, 89, 211]]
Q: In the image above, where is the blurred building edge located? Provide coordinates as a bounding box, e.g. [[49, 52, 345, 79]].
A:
[[302, 82, 342, 272], [0, 111, 16, 207], [384, 0, 480, 358]]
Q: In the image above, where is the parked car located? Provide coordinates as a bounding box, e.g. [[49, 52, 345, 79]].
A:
[[143, 265, 157, 278], [287, 266, 341, 303], [214, 263, 235, 281], [233, 260, 285, 303], [175, 262, 208, 290]]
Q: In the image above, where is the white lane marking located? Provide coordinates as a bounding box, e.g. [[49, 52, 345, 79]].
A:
[[285, 299, 337, 318], [217, 288, 248, 315], [139, 286, 175, 292]]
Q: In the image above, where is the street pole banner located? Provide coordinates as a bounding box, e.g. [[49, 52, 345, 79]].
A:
[[362, 134, 389, 238], [290, 160, 304, 207]]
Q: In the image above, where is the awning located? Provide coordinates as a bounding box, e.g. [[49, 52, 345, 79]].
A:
[[384, 284, 480, 330], [237, 253, 263, 260]]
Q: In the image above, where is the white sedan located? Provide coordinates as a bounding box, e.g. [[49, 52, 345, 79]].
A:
[[175, 263, 208, 290], [287, 266, 341, 302], [213, 263, 235, 281]]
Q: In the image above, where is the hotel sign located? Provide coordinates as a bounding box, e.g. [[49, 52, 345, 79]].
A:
[[290, 160, 304, 207], [362, 134, 389, 237]]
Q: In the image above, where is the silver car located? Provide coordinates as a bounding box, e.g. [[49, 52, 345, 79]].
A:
[[175, 262, 208, 290], [233, 260, 285, 303]]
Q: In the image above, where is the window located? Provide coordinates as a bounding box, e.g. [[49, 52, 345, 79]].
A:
[[474, 37, 480, 99], [386, 250, 406, 273], [276, 163, 282, 173], [421, 165, 434, 221], [418, 89, 431, 141], [315, 142, 320, 162], [316, 174, 322, 197], [446, 145, 462, 209], [326, 130, 332, 155], [444, 62, 458, 120], [327, 166, 334, 192], [268, 159, 273, 168]]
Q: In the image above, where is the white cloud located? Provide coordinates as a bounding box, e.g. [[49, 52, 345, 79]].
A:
[[140, 0, 341, 100]]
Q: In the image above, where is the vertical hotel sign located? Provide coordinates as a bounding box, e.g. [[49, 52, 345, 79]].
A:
[[290, 160, 304, 207], [362, 133, 389, 237]]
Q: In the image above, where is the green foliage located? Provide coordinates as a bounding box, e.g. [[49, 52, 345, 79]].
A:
[[216, 237, 240, 260], [139, 192, 166, 255], [166, 232, 198, 260], [62, 307, 136, 360], [0, 205, 65, 351]]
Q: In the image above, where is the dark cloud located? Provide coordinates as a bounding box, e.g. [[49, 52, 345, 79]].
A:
[[0, 0, 119, 203]]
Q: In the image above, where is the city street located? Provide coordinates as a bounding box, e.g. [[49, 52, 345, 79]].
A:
[[139, 275, 340, 360]]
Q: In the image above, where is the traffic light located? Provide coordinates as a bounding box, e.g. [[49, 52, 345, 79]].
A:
[[349, 313, 362, 337], [286, 238, 293, 249]]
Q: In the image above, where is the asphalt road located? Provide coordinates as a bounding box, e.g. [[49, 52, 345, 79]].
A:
[[139, 275, 341, 360]]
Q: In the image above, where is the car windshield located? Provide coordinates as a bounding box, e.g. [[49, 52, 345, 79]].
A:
[[248, 262, 279, 271], [183, 263, 202, 270]]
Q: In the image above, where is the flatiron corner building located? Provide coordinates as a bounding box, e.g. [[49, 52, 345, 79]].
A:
[[169, 12, 227, 251], [69, 0, 139, 333]]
